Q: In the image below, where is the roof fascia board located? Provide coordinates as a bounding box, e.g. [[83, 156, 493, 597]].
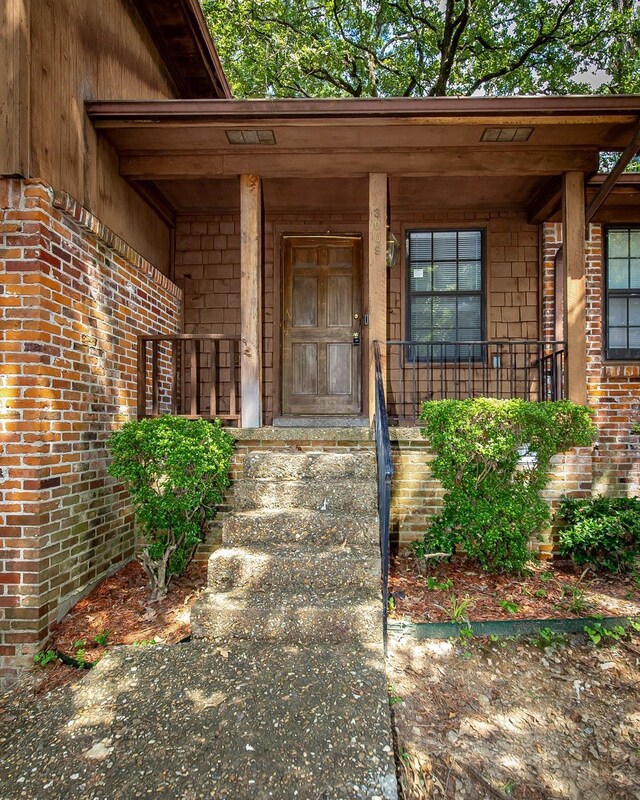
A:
[[87, 95, 640, 123]]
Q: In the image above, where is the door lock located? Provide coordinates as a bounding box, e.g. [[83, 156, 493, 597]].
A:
[[352, 332, 360, 346]]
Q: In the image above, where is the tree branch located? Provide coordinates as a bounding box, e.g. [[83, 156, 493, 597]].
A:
[[467, 2, 574, 94]]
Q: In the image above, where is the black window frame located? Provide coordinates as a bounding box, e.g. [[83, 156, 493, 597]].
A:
[[604, 225, 640, 361], [405, 227, 486, 362]]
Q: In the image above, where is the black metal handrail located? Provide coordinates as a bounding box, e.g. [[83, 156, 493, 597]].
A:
[[385, 339, 566, 424], [373, 341, 394, 648]]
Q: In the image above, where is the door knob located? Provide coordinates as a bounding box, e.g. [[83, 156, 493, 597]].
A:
[[354, 313, 360, 320]]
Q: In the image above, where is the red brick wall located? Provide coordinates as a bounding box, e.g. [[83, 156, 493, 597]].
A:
[[0, 179, 182, 684], [542, 221, 640, 499]]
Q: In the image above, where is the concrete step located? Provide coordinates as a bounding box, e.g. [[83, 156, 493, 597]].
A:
[[243, 450, 376, 481], [191, 590, 383, 645], [222, 509, 380, 548], [233, 478, 377, 513], [208, 546, 381, 594]]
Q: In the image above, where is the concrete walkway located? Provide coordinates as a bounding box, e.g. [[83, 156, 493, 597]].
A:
[[1, 641, 397, 799], [2, 448, 397, 799]]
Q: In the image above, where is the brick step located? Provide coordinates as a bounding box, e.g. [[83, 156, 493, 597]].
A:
[[233, 479, 377, 513], [208, 546, 381, 594], [242, 450, 376, 481], [190, 590, 383, 645], [222, 509, 380, 547]]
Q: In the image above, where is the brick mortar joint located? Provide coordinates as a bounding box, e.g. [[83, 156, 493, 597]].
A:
[[49, 186, 183, 301]]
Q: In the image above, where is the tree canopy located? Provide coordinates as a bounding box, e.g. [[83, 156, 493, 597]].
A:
[[201, 0, 640, 99]]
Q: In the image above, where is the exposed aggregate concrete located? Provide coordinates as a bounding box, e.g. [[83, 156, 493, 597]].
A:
[[1, 642, 397, 800], [1, 448, 397, 800]]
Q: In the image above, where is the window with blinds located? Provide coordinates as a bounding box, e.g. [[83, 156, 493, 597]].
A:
[[407, 229, 484, 360], [606, 227, 640, 360]]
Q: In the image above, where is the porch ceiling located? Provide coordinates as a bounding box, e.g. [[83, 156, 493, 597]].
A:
[[87, 96, 640, 219]]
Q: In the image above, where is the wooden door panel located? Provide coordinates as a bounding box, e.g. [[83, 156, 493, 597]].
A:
[[327, 343, 352, 395], [327, 275, 353, 327], [292, 275, 318, 327], [290, 245, 318, 266], [328, 246, 354, 266], [283, 236, 361, 416], [292, 343, 318, 395]]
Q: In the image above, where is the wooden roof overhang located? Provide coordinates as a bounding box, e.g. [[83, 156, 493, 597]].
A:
[[131, 0, 231, 99], [87, 95, 640, 220]]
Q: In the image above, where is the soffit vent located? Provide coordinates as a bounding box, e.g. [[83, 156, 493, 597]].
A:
[[481, 127, 533, 143], [226, 129, 276, 145]]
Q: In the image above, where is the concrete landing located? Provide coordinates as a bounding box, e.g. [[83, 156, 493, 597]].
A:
[[272, 416, 369, 428], [1, 642, 398, 800]]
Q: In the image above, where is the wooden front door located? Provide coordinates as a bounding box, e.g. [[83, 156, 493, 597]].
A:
[[282, 236, 362, 415]]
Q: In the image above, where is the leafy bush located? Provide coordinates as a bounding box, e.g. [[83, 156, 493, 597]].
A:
[[416, 399, 596, 573], [557, 496, 640, 573], [108, 416, 234, 600]]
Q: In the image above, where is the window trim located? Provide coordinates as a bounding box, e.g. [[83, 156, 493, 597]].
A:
[[405, 227, 486, 362], [604, 225, 640, 361]]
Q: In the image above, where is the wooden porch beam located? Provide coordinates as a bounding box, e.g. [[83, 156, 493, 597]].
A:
[[130, 180, 176, 228], [368, 173, 387, 423], [240, 174, 263, 428], [527, 177, 562, 224], [562, 171, 587, 406], [120, 148, 599, 181], [585, 117, 640, 224]]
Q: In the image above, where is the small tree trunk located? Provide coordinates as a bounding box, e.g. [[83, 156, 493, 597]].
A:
[[139, 543, 176, 602]]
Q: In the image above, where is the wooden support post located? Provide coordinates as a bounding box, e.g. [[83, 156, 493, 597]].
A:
[[240, 174, 263, 427], [368, 173, 388, 423], [562, 171, 587, 405]]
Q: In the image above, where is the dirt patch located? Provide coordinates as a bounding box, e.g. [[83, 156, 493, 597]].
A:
[[8, 560, 206, 697], [389, 553, 640, 623], [389, 631, 640, 799]]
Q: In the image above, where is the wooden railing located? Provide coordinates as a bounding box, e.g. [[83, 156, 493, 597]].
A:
[[137, 334, 241, 425]]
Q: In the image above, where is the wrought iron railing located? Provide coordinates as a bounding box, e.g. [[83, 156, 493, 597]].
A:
[[385, 339, 566, 424], [373, 341, 394, 647], [137, 334, 241, 425]]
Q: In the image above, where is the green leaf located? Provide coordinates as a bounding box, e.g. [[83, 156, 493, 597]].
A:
[[414, 399, 595, 573], [107, 416, 234, 597], [201, 1, 638, 98]]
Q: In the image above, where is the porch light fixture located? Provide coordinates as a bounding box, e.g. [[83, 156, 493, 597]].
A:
[[386, 228, 400, 269], [226, 129, 276, 145], [481, 127, 533, 143]]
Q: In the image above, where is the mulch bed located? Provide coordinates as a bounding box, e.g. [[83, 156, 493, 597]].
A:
[[26, 559, 207, 694], [389, 552, 640, 624], [389, 631, 640, 799]]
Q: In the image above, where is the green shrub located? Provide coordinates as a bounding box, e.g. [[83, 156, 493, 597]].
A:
[[557, 496, 640, 573], [108, 416, 234, 600], [416, 398, 596, 573]]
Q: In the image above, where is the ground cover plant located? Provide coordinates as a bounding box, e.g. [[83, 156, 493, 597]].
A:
[[557, 496, 640, 573], [108, 416, 233, 599], [415, 398, 596, 573]]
